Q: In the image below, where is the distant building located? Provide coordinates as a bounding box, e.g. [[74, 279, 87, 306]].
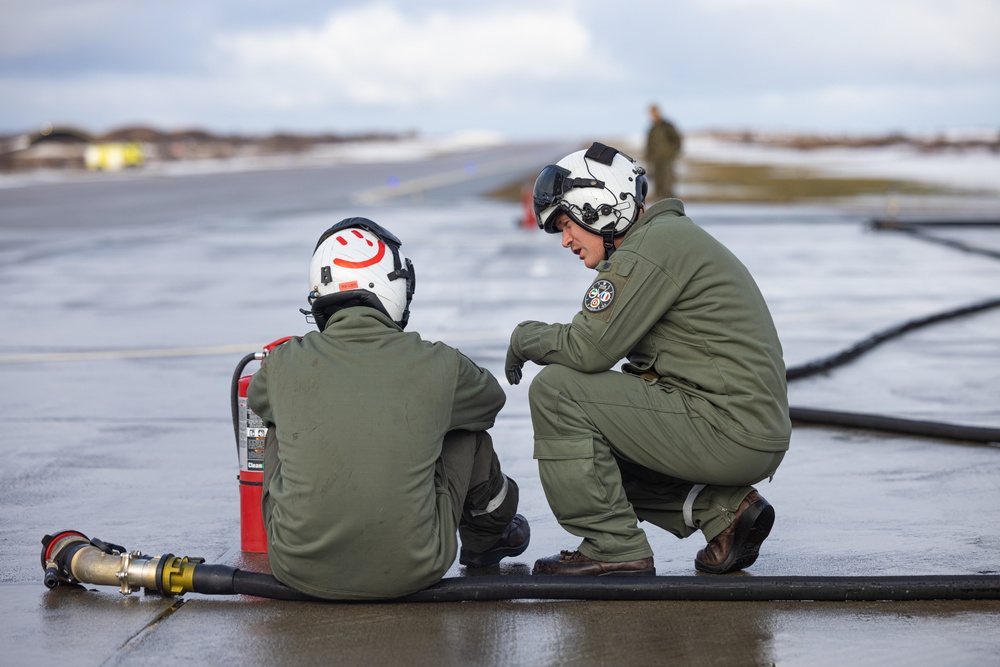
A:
[[0, 126, 91, 170], [0, 125, 150, 172]]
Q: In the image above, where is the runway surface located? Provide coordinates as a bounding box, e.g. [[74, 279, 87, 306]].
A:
[[2, 142, 999, 666]]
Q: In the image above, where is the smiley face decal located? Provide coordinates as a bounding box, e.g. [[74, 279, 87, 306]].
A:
[[332, 229, 386, 269]]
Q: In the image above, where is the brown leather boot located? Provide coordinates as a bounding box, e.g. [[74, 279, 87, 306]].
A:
[[532, 550, 655, 576], [695, 490, 774, 574]]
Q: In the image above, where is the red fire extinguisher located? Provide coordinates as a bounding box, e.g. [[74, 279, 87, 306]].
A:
[[231, 336, 293, 553]]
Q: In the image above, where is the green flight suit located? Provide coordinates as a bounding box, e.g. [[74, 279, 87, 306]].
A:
[[510, 198, 790, 562], [248, 307, 517, 599]]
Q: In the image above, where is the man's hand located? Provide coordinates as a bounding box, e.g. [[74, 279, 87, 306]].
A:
[[505, 344, 525, 385]]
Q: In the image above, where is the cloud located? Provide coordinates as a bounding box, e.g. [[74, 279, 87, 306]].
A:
[[685, 0, 1000, 79], [211, 4, 624, 109], [1, 0, 996, 137], [0, 1, 125, 57]]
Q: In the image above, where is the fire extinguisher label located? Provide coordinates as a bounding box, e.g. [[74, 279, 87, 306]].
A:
[[238, 395, 267, 472], [246, 414, 266, 471]]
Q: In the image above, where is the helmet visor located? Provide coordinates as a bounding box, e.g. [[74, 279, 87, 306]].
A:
[[532, 164, 572, 221], [532, 165, 606, 229]]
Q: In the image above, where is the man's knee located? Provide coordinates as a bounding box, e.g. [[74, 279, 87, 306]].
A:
[[528, 364, 578, 403]]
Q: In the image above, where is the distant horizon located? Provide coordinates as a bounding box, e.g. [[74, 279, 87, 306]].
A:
[[8, 121, 998, 145]]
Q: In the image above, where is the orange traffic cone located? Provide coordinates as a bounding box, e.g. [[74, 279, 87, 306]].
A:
[[521, 186, 537, 229]]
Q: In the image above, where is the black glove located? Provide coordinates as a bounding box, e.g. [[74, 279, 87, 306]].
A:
[[505, 343, 525, 385]]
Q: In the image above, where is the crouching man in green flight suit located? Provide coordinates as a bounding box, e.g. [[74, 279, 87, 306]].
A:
[[506, 143, 790, 576], [248, 218, 528, 600]]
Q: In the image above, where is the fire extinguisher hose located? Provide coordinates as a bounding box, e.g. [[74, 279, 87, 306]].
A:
[[231, 353, 257, 448]]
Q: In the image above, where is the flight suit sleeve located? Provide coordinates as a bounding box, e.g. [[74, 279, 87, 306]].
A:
[[450, 352, 506, 432], [510, 248, 682, 372], [246, 358, 275, 426]]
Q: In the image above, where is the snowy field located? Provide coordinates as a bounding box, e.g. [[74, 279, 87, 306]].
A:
[[679, 133, 1000, 193]]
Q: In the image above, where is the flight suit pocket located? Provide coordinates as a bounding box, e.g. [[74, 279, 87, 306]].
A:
[[533, 436, 615, 523]]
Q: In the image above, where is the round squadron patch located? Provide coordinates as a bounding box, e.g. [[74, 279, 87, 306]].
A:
[[584, 279, 616, 313]]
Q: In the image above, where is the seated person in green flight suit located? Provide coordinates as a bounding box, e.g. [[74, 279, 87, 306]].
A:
[[249, 217, 529, 599]]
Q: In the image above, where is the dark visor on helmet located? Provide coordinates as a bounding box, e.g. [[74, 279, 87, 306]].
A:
[[532, 164, 571, 215], [314, 216, 403, 252], [532, 165, 605, 223]]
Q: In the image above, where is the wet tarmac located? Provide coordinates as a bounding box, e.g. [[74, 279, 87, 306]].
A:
[[2, 144, 1000, 665]]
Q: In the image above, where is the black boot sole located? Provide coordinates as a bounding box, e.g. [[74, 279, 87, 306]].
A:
[[459, 540, 529, 568], [597, 567, 656, 577], [695, 498, 775, 574], [531, 565, 657, 576]]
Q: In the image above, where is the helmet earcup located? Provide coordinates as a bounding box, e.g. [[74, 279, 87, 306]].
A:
[[636, 171, 648, 207]]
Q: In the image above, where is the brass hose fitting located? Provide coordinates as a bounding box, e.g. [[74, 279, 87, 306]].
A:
[[41, 531, 203, 597]]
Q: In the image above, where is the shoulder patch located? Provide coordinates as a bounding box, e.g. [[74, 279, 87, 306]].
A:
[[583, 278, 616, 313]]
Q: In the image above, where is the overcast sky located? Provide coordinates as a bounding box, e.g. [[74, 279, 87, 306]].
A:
[[2, 0, 998, 140]]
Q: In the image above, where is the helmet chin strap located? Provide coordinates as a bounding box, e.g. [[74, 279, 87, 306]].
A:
[[598, 220, 619, 260], [602, 230, 617, 260]]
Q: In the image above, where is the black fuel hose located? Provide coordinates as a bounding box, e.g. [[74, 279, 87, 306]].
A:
[[785, 296, 1000, 381], [185, 567, 1000, 602], [870, 218, 1000, 261], [788, 212, 1000, 444], [789, 407, 1000, 444], [398, 574, 1000, 602], [871, 219, 1000, 227], [783, 296, 1000, 443], [40, 533, 1000, 603]]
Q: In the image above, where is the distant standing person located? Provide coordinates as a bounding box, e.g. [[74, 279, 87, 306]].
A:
[[645, 104, 683, 199]]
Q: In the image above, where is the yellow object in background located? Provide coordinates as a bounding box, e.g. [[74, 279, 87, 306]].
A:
[[85, 142, 145, 171]]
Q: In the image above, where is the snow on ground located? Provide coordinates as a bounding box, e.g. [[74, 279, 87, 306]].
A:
[[681, 134, 1000, 193]]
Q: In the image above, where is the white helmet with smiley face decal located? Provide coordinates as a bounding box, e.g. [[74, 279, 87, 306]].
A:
[[307, 217, 415, 330]]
